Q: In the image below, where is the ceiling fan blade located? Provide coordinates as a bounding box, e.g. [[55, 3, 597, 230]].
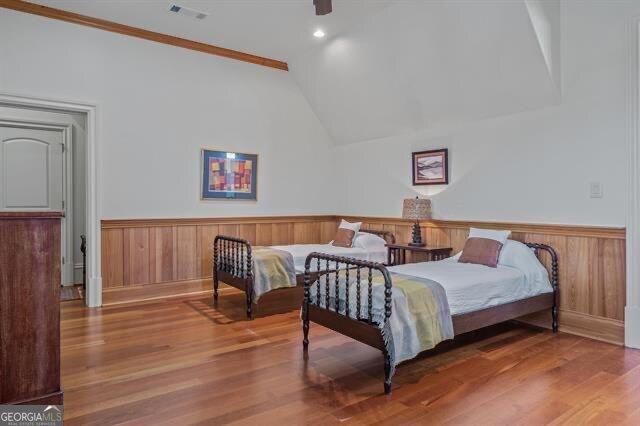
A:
[[314, 0, 332, 15]]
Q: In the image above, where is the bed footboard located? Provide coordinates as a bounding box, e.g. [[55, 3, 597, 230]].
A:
[[213, 235, 254, 319], [302, 252, 395, 394]]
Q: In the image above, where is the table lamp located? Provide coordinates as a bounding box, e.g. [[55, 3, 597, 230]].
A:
[[402, 197, 431, 247]]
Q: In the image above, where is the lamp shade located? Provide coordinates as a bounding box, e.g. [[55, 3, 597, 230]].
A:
[[402, 197, 431, 220]]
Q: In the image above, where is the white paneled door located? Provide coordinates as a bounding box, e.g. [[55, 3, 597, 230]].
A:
[[0, 125, 64, 211], [0, 124, 70, 284]]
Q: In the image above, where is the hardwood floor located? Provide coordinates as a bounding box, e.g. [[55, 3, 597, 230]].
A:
[[61, 286, 640, 425]]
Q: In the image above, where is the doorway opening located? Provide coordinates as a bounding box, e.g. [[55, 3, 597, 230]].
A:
[[0, 105, 86, 293], [0, 94, 100, 307]]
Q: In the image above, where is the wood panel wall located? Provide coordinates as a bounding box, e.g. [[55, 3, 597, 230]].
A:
[[101, 216, 338, 305], [102, 215, 626, 345], [344, 215, 626, 345]]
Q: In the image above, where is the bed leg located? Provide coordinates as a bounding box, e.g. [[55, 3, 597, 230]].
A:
[[213, 240, 219, 301], [383, 350, 392, 395], [303, 319, 309, 350], [552, 305, 558, 333], [213, 274, 219, 301], [303, 301, 310, 350], [246, 289, 253, 320]]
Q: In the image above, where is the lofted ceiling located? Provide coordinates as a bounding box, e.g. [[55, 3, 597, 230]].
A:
[[29, 0, 561, 146], [30, 0, 392, 61]]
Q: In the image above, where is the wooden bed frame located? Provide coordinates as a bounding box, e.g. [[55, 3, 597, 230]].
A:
[[213, 230, 396, 319], [301, 243, 559, 394]]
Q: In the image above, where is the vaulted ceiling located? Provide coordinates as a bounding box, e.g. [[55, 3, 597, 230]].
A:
[[290, 0, 561, 144], [31, 0, 392, 61], [31, 0, 560, 146]]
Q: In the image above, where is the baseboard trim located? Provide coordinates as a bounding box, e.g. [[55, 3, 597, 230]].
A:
[[11, 390, 63, 405], [103, 278, 213, 305], [518, 309, 624, 345], [625, 305, 640, 348]]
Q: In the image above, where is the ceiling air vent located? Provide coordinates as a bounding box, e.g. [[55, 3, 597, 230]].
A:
[[169, 4, 208, 20]]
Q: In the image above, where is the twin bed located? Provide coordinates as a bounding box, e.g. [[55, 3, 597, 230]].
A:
[[214, 227, 558, 395], [213, 229, 395, 319]]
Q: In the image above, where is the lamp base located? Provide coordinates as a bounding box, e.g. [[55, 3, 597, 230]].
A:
[[410, 222, 426, 247]]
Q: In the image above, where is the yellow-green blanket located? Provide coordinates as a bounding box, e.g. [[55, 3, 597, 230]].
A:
[[388, 272, 453, 352], [252, 247, 297, 300], [310, 270, 453, 367]]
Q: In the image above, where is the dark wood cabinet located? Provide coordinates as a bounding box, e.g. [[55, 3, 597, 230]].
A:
[[0, 212, 64, 405]]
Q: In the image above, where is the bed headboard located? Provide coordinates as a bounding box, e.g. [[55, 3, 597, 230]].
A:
[[361, 229, 396, 245], [525, 242, 559, 331], [525, 242, 558, 285]]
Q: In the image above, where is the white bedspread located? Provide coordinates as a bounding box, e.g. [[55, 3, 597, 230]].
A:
[[388, 257, 553, 316], [271, 244, 388, 272]]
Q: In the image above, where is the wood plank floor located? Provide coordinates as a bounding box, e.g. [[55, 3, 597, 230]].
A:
[[61, 285, 640, 425]]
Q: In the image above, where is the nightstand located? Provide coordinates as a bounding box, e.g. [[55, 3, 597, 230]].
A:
[[386, 243, 453, 265]]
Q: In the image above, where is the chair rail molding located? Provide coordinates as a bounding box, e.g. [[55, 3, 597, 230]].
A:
[[625, 16, 640, 349], [0, 92, 102, 307]]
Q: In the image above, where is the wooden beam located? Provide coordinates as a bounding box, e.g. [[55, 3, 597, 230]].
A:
[[0, 0, 289, 71]]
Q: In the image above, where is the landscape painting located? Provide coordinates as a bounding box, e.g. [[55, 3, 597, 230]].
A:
[[412, 149, 448, 185], [201, 149, 258, 200]]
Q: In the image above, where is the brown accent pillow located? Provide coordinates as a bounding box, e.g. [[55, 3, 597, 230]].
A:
[[333, 228, 356, 248], [458, 237, 504, 268]]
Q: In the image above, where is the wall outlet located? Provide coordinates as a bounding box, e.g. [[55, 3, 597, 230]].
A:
[[590, 182, 603, 198]]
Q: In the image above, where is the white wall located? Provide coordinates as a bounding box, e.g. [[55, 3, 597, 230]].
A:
[[0, 8, 337, 219], [1, 1, 635, 229], [333, 0, 635, 227]]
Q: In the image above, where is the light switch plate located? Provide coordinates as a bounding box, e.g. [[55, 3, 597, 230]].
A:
[[590, 182, 603, 198]]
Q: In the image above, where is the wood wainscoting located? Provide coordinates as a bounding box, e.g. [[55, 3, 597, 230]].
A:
[[101, 216, 338, 305], [344, 215, 626, 345], [101, 214, 625, 345]]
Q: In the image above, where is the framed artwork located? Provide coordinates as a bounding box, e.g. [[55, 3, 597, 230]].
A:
[[412, 148, 448, 185], [201, 149, 258, 200]]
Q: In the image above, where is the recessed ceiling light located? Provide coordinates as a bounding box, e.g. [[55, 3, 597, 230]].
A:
[[313, 29, 326, 38]]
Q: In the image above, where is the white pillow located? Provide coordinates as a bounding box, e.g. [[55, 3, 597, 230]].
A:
[[498, 240, 550, 285], [354, 232, 386, 249], [498, 239, 536, 267], [339, 219, 362, 234], [468, 227, 511, 245]]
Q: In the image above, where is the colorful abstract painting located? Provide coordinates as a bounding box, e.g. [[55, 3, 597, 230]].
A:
[[201, 149, 258, 200]]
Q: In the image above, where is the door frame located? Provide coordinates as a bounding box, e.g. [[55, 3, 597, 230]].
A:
[[0, 93, 101, 307], [0, 119, 74, 285], [627, 17, 640, 348]]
